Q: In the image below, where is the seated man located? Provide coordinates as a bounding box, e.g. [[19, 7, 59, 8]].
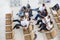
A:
[[34, 9, 48, 20], [13, 16, 30, 30], [17, 6, 27, 17], [46, 21, 53, 31], [26, 4, 33, 20], [38, 16, 53, 31], [38, 21, 53, 31], [39, 3, 46, 12]]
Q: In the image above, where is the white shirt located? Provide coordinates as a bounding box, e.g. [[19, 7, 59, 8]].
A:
[[42, 16, 49, 23], [39, 5, 46, 12], [45, 16, 53, 30], [42, 16, 53, 30], [45, 16, 50, 23], [46, 23, 53, 30], [21, 19, 29, 29]]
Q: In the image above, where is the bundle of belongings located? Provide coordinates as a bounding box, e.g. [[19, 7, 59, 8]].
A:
[[52, 4, 59, 11]]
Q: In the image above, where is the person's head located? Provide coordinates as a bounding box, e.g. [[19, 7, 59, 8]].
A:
[[48, 15, 50, 19], [20, 16, 24, 21], [43, 3, 45, 7], [50, 21, 53, 24], [37, 10, 41, 13], [22, 6, 26, 10], [44, 9, 47, 12], [44, 9, 47, 11], [22, 6, 27, 12], [27, 4, 31, 9]]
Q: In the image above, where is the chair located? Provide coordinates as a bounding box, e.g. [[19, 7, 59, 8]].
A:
[[6, 20, 12, 25], [6, 26, 12, 32], [6, 14, 12, 19], [6, 33, 12, 39]]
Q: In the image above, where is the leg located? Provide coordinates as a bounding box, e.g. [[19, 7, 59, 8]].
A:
[[38, 23, 46, 31], [35, 14, 40, 20], [13, 20, 20, 23], [34, 34, 37, 40], [13, 24, 22, 29], [44, 27, 49, 31], [40, 24, 47, 31], [36, 20, 42, 25]]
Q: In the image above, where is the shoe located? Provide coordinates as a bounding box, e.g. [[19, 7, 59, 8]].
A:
[[38, 30, 40, 32], [35, 23, 39, 25], [33, 19, 36, 20]]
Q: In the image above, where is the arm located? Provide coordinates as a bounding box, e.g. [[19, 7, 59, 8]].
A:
[[39, 13, 45, 18], [31, 8, 39, 11]]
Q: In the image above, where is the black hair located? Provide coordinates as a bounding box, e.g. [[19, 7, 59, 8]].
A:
[[48, 15, 50, 18], [50, 21, 53, 24], [43, 3, 45, 6], [27, 4, 31, 8], [22, 6, 26, 10]]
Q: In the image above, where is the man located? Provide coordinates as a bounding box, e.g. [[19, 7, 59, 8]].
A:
[[39, 3, 46, 12], [26, 4, 33, 20], [13, 16, 29, 30], [34, 3, 46, 20], [17, 6, 26, 17], [35, 9, 48, 20], [38, 16, 53, 31]]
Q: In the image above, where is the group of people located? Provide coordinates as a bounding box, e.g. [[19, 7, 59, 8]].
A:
[[13, 3, 54, 40], [13, 4, 33, 29], [34, 3, 53, 31], [13, 3, 53, 31]]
